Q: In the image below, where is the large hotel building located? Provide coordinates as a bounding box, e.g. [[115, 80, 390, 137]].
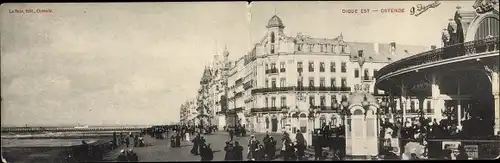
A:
[[200, 15, 431, 133]]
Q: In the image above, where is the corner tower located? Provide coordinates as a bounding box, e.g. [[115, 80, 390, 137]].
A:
[[266, 15, 285, 54]]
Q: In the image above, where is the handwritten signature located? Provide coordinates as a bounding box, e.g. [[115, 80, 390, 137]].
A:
[[410, 0, 442, 17]]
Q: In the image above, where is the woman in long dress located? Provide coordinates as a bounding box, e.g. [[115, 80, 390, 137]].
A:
[[185, 132, 190, 142]]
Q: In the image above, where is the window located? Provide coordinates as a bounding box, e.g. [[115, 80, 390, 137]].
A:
[[271, 63, 276, 69], [298, 44, 302, 51], [265, 64, 269, 71], [271, 97, 276, 108], [320, 44, 324, 52], [297, 62, 303, 72], [309, 44, 313, 52], [320, 62, 325, 72], [330, 62, 336, 72], [280, 62, 286, 72], [475, 17, 499, 41], [271, 45, 275, 54], [297, 78, 303, 88], [341, 45, 345, 53], [281, 96, 287, 107], [364, 69, 369, 80], [373, 69, 378, 79], [309, 78, 315, 87], [341, 77, 347, 87], [308, 62, 314, 72], [354, 68, 359, 78], [265, 97, 268, 108], [280, 78, 286, 87], [271, 78, 276, 88], [330, 78, 336, 87], [265, 79, 269, 88], [410, 101, 416, 112], [309, 96, 315, 106], [331, 95, 337, 106], [271, 32, 275, 43], [427, 101, 432, 113], [320, 77, 325, 88], [320, 96, 326, 107], [341, 62, 347, 73]]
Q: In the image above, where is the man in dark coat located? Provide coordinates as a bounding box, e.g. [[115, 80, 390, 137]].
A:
[[224, 141, 234, 161], [233, 141, 244, 161], [229, 128, 234, 141], [175, 132, 181, 147], [127, 149, 138, 162], [191, 134, 200, 155], [170, 134, 176, 148], [267, 137, 276, 160], [295, 132, 306, 161]]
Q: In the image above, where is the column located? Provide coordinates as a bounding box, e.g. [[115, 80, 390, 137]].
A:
[[492, 65, 499, 135], [389, 88, 395, 120], [431, 73, 443, 121], [400, 81, 408, 122]]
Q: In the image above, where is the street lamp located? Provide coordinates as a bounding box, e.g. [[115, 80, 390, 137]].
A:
[[357, 50, 366, 87], [341, 95, 350, 125], [233, 90, 237, 128]]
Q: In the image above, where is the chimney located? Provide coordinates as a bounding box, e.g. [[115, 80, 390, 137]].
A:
[[389, 42, 396, 55], [373, 43, 379, 55], [358, 50, 364, 57], [431, 45, 437, 50]]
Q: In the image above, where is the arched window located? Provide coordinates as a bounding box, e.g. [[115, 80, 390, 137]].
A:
[[271, 32, 275, 43], [475, 17, 499, 40]]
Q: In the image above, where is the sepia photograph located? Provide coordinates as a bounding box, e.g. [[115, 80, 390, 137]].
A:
[[1, 0, 499, 162]]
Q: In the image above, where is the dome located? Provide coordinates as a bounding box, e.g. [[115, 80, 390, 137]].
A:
[[347, 92, 378, 106], [266, 15, 285, 28]]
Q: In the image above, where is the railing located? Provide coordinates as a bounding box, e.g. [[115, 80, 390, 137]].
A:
[[251, 86, 352, 94], [280, 68, 286, 72], [363, 76, 372, 81], [297, 68, 303, 73], [376, 36, 499, 81], [250, 107, 290, 113], [265, 68, 278, 74]]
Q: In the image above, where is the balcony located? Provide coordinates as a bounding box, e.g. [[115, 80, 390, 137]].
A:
[[320, 68, 325, 72], [251, 106, 290, 113], [363, 76, 373, 81], [280, 68, 286, 73], [251, 86, 352, 94], [376, 36, 499, 82], [297, 68, 303, 73], [265, 68, 278, 74]]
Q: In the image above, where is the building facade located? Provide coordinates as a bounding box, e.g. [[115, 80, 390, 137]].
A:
[[179, 99, 197, 125], [223, 15, 430, 133]]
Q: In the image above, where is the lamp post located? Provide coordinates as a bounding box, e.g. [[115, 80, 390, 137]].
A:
[[233, 90, 237, 128], [357, 50, 366, 89], [341, 95, 350, 125]]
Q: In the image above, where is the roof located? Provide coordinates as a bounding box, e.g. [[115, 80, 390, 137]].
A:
[[266, 15, 285, 28], [346, 42, 429, 62]]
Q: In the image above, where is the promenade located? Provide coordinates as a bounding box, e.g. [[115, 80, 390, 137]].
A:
[[103, 132, 320, 161]]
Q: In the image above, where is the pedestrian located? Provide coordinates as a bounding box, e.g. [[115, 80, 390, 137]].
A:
[[229, 128, 234, 141], [247, 135, 257, 160], [170, 134, 176, 148], [191, 134, 200, 155], [233, 141, 244, 161], [314, 136, 323, 161], [185, 131, 190, 142], [224, 141, 234, 161], [267, 137, 276, 160], [175, 132, 181, 147], [256, 144, 266, 161], [295, 132, 306, 161]]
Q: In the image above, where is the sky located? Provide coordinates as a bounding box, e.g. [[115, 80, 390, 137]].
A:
[[0, 1, 474, 126]]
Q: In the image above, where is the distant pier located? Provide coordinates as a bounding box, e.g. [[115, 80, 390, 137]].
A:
[[1, 126, 148, 133]]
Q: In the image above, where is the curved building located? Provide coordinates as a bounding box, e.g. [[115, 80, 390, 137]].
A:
[[224, 15, 429, 133], [375, 0, 499, 136]]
